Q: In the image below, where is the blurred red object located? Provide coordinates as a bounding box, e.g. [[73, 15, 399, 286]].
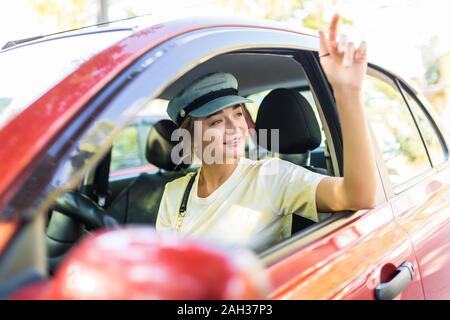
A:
[[11, 227, 270, 300]]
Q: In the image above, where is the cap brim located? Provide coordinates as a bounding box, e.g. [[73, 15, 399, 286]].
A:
[[188, 95, 253, 118]]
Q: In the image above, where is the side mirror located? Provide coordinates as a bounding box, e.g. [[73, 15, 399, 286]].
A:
[[14, 227, 270, 300]]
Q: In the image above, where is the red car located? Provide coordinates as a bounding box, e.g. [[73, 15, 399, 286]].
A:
[[1, 16, 449, 300]]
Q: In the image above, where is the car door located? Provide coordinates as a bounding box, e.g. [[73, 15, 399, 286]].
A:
[[260, 59, 424, 300], [379, 76, 450, 299]]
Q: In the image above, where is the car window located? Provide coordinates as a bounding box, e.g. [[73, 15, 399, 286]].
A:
[[400, 86, 447, 167], [110, 121, 151, 171], [363, 74, 432, 187], [109, 99, 169, 177], [0, 30, 132, 130]]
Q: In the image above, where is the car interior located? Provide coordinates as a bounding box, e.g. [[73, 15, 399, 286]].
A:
[[45, 50, 337, 273]]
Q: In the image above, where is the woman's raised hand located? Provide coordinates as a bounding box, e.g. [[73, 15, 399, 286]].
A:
[[319, 14, 367, 92]]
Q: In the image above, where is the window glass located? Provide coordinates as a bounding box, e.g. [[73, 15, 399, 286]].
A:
[[110, 125, 147, 171], [110, 99, 168, 175], [0, 30, 132, 129], [401, 86, 447, 167], [363, 74, 431, 186]]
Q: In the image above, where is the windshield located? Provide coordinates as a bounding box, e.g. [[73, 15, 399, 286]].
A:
[[0, 30, 132, 129]]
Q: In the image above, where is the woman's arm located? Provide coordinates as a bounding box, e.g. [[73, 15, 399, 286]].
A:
[[315, 14, 377, 212]]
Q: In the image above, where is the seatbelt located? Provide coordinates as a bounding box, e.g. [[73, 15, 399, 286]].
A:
[[176, 172, 197, 231]]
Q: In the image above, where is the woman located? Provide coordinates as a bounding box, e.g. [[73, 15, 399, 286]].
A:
[[156, 14, 377, 247]]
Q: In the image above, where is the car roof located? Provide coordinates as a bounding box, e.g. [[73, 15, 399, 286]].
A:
[[2, 15, 317, 52], [1, 27, 135, 51], [0, 13, 158, 51]]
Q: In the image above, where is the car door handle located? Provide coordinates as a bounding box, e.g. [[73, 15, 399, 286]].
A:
[[375, 262, 415, 300]]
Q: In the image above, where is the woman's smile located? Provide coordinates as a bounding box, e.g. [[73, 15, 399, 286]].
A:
[[223, 135, 243, 147]]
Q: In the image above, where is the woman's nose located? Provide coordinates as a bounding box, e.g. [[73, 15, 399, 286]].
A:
[[225, 116, 240, 131]]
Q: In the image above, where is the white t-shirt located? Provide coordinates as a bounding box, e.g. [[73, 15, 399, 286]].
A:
[[156, 157, 326, 248]]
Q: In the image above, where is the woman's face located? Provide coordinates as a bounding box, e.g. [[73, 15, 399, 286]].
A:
[[194, 104, 248, 164]]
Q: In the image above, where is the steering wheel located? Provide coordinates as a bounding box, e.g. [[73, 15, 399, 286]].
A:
[[46, 191, 119, 274], [52, 191, 119, 229]]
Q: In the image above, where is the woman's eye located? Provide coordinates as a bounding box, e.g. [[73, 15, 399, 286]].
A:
[[210, 119, 222, 126], [234, 112, 243, 118]]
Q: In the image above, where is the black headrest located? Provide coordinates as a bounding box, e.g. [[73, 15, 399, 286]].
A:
[[255, 88, 321, 154], [146, 119, 189, 171]]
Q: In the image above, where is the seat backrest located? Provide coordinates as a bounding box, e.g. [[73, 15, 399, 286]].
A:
[[106, 119, 189, 225], [255, 88, 326, 174], [146, 119, 189, 171], [255, 88, 329, 233]]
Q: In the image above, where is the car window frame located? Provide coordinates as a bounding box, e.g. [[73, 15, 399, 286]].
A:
[[398, 81, 449, 168], [365, 65, 444, 197]]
